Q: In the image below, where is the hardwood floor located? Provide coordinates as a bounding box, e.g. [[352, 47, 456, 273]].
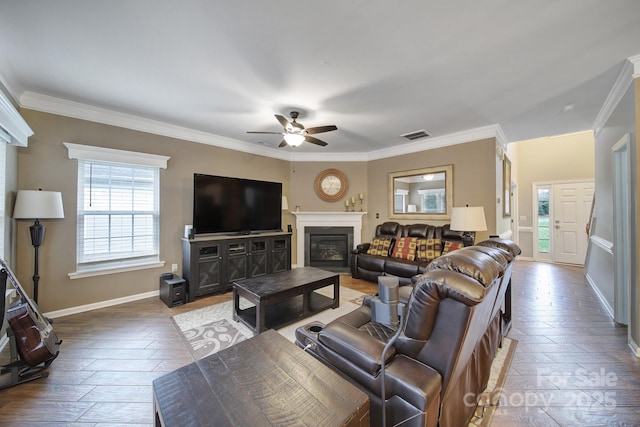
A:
[[0, 262, 638, 426], [492, 261, 640, 426]]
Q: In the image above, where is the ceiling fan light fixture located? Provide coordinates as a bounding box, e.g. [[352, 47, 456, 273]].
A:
[[284, 133, 305, 147]]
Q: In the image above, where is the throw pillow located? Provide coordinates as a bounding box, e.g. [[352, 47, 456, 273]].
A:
[[442, 241, 464, 254], [416, 238, 442, 262], [391, 237, 418, 261], [367, 236, 393, 256]]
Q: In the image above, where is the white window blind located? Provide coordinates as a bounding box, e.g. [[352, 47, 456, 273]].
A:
[[77, 160, 160, 271]]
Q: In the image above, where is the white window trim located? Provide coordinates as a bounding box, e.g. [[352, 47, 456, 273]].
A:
[[68, 261, 166, 280], [0, 91, 33, 146], [65, 143, 170, 278], [64, 142, 170, 168]]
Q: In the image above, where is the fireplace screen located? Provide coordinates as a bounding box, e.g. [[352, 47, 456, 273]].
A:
[[310, 235, 348, 264], [304, 226, 354, 272]]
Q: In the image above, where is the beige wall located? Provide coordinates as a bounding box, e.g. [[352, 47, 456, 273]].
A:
[[365, 138, 497, 242], [16, 108, 500, 312], [17, 109, 290, 312], [287, 161, 368, 263], [511, 131, 595, 257]]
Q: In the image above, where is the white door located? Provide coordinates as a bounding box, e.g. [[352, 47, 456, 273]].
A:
[[552, 181, 594, 265]]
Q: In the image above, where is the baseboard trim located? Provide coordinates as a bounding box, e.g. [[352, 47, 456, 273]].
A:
[[584, 272, 615, 319], [629, 337, 640, 358], [44, 290, 160, 319]]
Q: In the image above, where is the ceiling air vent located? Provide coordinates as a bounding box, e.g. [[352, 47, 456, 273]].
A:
[[400, 129, 430, 141]]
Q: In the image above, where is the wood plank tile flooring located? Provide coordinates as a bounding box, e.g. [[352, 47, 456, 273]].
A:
[[491, 261, 640, 426], [0, 261, 638, 426]]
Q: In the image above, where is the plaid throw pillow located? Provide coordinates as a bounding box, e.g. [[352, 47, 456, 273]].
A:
[[367, 236, 393, 256], [416, 238, 442, 262], [391, 237, 418, 261], [442, 241, 464, 254]]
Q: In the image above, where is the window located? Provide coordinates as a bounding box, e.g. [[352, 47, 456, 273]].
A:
[[65, 143, 169, 276], [77, 160, 159, 271], [418, 188, 446, 213]]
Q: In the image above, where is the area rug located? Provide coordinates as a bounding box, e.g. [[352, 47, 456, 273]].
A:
[[469, 336, 518, 427], [172, 289, 517, 427], [172, 286, 366, 360]]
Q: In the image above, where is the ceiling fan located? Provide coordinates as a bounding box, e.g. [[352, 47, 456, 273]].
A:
[[247, 111, 337, 147]]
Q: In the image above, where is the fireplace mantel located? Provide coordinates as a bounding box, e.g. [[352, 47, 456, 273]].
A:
[[292, 212, 367, 268]]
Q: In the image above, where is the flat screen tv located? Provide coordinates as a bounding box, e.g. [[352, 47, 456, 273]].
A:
[[193, 174, 282, 235]]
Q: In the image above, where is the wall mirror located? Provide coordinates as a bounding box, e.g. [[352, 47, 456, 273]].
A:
[[389, 164, 453, 220]]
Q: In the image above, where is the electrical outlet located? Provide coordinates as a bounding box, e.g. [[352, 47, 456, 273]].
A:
[[171, 263, 178, 273]]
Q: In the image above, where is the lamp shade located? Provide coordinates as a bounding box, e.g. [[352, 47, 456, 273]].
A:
[[282, 196, 289, 211], [13, 190, 65, 220], [450, 206, 486, 232]]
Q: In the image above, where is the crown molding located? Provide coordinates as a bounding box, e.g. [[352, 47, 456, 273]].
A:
[[19, 91, 505, 163], [592, 56, 637, 137], [365, 124, 504, 161], [630, 54, 640, 78], [20, 91, 291, 161]]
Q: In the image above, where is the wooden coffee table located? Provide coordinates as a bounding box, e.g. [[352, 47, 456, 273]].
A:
[[153, 329, 369, 427], [232, 267, 339, 334]]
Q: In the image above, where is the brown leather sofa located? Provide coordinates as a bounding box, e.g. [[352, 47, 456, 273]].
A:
[[296, 238, 521, 427], [351, 221, 469, 285]]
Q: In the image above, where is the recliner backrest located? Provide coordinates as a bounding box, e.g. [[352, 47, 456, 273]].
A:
[[375, 221, 403, 239], [393, 249, 504, 405]]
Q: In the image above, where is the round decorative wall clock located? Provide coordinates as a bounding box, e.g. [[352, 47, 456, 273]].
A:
[[314, 168, 348, 202]]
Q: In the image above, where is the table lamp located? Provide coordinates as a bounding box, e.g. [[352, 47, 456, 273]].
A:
[[450, 205, 487, 246]]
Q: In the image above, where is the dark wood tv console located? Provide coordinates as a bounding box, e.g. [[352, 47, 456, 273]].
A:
[[182, 232, 291, 301]]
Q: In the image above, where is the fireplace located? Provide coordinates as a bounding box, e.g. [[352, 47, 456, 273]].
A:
[[292, 211, 366, 270], [305, 226, 354, 272]]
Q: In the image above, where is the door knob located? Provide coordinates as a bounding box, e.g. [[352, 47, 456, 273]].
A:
[[555, 225, 560, 229]]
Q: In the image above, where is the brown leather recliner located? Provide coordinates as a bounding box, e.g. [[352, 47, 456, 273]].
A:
[[296, 239, 520, 427], [351, 222, 469, 285]]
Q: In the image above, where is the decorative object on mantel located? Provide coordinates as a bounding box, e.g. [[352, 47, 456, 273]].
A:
[[450, 205, 487, 247], [359, 193, 364, 211], [315, 168, 348, 202], [13, 189, 65, 303]]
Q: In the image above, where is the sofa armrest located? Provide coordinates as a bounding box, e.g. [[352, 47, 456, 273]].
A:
[[353, 242, 371, 254], [318, 321, 396, 375], [385, 355, 442, 417]]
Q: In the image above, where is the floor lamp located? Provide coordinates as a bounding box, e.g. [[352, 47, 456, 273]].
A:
[[13, 189, 65, 304]]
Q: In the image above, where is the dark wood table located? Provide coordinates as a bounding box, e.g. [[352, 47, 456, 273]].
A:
[[153, 329, 369, 427], [232, 267, 340, 334]]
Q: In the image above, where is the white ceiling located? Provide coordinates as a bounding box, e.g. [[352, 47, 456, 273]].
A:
[[1, 1, 639, 159]]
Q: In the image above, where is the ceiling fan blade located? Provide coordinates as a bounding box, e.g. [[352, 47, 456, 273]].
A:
[[305, 125, 338, 135], [278, 140, 288, 148], [275, 114, 291, 128], [305, 135, 328, 146], [246, 131, 284, 134]]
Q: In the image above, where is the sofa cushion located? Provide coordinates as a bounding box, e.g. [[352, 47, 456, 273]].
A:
[[391, 237, 418, 260], [416, 238, 442, 262], [442, 241, 464, 254], [367, 236, 393, 256], [384, 257, 420, 279]]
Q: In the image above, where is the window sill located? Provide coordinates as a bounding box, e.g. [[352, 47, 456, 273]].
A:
[[68, 261, 166, 280]]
